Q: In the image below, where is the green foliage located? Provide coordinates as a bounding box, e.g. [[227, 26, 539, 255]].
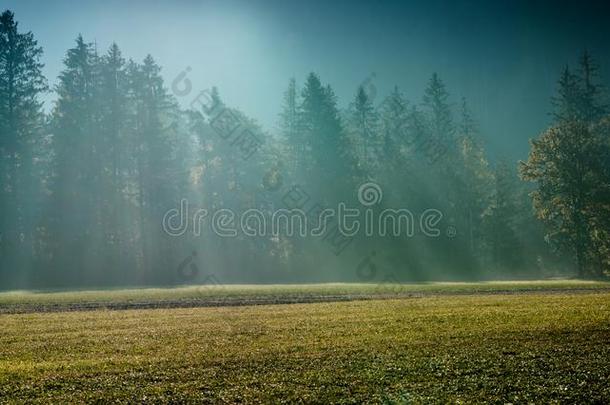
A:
[[521, 51, 610, 279], [521, 120, 610, 277]]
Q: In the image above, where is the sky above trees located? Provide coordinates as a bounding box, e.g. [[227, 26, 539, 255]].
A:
[[4, 0, 610, 159]]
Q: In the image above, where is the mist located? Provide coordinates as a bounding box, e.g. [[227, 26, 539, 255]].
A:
[[1, 0, 609, 290]]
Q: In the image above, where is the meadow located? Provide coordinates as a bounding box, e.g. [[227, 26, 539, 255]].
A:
[[0, 281, 609, 403], [1, 280, 608, 313]]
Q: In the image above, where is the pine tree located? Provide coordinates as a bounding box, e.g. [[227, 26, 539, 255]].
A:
[[421, 73, 458, 198], [552, 66, 583, 123], [458, 97, 475, 139], [578, 50, 607, 123], [300, 73, 351, 199], [100, 43, 128, 189], [483, 161, 521, 273], [456, 98, 492, 264], [50, 35, 102, 283], [0, 10, 48, 285], [300, 72, 326, 174], [127, 54, 182, 282], [98, 43, 132, 278], [348, 85, 379, 174], [422, 73, 454, 143], [552, 54, 607, 125], [378, 86, 408, 163], [279, 78, 301, 173]]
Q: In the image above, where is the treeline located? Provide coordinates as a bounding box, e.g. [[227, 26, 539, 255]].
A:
[[0, 10, 607, 289]]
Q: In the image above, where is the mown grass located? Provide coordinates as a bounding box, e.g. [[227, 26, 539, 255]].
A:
[[0, 289, 609, 403]]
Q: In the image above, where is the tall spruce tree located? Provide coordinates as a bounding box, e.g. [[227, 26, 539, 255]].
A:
[[98, 43, 132, 279], [50, 35, 101, 284], [483, 161, 522, 273], [127, 55, 182, 283], [0, 10, 48, 286], [578, 51, 607, 123], [422, 73, 454, 144], [378, 86, 408, 163], [456, 98, 491, 265], [300, 73, 352, 200], [348, 85, 379, 175], [279, 78, 301, 173], [552, 66, 584, 123]]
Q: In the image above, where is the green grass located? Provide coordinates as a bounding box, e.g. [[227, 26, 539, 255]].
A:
[[1, 279, 608, 310], [0, 285, 609, 403]]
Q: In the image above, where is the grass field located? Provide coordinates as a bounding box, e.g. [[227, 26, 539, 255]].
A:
[[1, 280, 609, 314], [1, 281, 609, 403]]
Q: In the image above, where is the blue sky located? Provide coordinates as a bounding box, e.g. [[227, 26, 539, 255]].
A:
[[3, 0, 610, 159]]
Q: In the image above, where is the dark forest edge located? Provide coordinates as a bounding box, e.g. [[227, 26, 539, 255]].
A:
[[0, 10, 609, 290]]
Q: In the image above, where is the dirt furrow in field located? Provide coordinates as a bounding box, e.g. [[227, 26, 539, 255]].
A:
[[1, 287, 609, 315]]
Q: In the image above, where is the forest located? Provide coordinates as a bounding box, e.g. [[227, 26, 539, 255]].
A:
[[1, 9, 609, 289]]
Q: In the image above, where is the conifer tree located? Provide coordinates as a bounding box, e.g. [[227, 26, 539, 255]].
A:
[[50, 35, 101, 283], [422, 73, 454, 143], [0, 10, 48, 285], [348, 85, 379, 174], [279, 78, 301, 173]]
